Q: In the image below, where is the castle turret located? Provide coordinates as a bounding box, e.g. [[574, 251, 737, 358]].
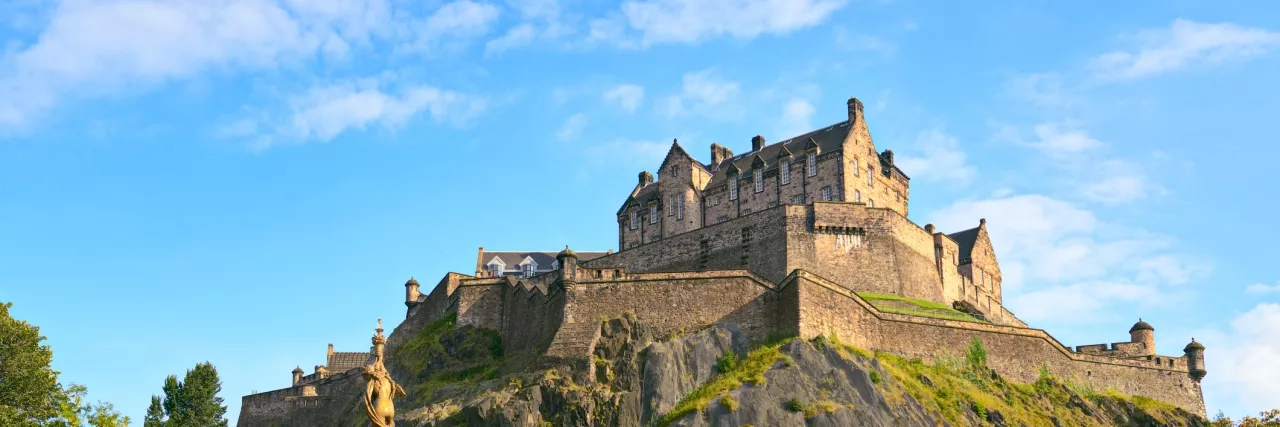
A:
[[292, 366, 304, 386], [557, 245, 579, 281], [1184, 338, 1206, 382], [404, 277, 421, 308], [1129, 318, 1156, 356]]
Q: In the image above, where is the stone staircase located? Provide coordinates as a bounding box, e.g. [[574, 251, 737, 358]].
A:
[[545, 321, 602, 359]]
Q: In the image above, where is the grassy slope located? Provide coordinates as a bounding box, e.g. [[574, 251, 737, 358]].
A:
[[855, 291, 990, 323]]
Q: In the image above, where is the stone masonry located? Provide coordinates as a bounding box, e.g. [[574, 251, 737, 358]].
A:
[[237, 97, 1208, 425]]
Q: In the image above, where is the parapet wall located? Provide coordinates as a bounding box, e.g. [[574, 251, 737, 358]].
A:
[[237, 368, 365, 427], [790, 271, 1205, 416]]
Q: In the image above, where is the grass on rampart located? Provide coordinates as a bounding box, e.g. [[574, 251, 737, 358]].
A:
[[855, 292, 989, 324], [390, 312, 505, 405], [655, 335, 796, 427]]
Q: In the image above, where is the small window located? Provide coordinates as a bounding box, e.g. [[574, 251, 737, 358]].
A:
[[780, 160, 791, 184], [853, 158, 859, 176], [489, 263, 503, 277], [753, 169, 763, 193], [677, 197, 685, 219], [807, 153, 817, 177], [716, 197, 722, 205], [729, 179, 738, 200], [630, 211, 638, 229], [821, 186, 832, 201], [867, 167, 874, 186], [855, 190, 862, 203], [524, 264, 536, 277], [650, 205, 658, 224], [791, 195, 804, 204], [868, 199, 874, 208], [667, 198, 674, 216]]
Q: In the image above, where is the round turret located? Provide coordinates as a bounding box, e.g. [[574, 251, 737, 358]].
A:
[[1129, 318, 1156, 356], [291, 366, 304, 386], [556, 245, 578, 262], [404, 276, 421, 308], [1184, 338, 1206, 381]]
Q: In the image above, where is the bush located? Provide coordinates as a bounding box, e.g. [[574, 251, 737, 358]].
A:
[[869, 371, 881, 384], [784, 397, 805, 412], [715, 351, 738, 374], [720, 395, 738, 412], [965, 338, 987, 370]]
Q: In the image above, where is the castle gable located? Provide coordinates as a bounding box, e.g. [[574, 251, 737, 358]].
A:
[[947, 227, 980, 259]]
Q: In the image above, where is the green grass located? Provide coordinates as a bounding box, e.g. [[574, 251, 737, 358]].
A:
[[390, 312, 506, 405], [656, 335, 795, 427], [854, 292, 990, 323]]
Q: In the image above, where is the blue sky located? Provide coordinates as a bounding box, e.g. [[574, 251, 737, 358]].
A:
[[2, 0, 1278, 423]]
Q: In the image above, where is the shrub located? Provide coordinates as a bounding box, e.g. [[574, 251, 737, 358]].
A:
[[869, 371, 881, 384], [965, 338, 987, 370], [719, 395, 738, 412], [784, 397, 805, 412], [715, 351, 738, 374]]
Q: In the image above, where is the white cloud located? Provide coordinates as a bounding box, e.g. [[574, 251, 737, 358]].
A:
[[893, 129, 975, 185], [1091, 19, 1280, 81], [0, 0, 500, 131], [929, 194, 1205, 324], [485, 23, 538, 54], [661, 69, 740, 119], [228, 76, 485, 148], [1246, 281, 1280, 294], [602, 84, 645, 113], [619, 0, 847, 46], [1078, 160, 1157, 204], [1201, 303, 1280, 416], [1026, 123, 1103, 155], [555, 113, 587, 141], [777, 99, 815, 138]]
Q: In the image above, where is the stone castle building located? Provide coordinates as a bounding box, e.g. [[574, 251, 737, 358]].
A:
[[238, 97, 1208, 426]]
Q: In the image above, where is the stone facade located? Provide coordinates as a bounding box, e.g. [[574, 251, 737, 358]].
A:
[[237, 95, 1208, 424]]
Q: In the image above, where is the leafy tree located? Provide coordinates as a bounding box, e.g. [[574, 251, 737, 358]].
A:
[[1212, 409, 1280, 427], [145, 362, 228, 427], [0, 301, 129, 427]]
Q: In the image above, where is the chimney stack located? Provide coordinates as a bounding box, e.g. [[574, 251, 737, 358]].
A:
[[847, 97, 864, 125], [710, 143, 733, 166], [751, 135, 765, 152], [639, 171, 654, 186]]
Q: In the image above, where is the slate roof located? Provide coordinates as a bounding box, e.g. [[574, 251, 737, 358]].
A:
[[481, 251, 608, 276], [704, 121, 852, 188], [327, 351, 370, 373], [1129, 319, 1154, 333], [947, 227, 980, 258]]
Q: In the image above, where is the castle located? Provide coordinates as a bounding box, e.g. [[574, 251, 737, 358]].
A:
[[238, 97, 1209, 425]]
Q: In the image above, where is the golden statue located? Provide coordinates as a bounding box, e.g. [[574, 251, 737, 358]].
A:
[[362, 318, 406, 427]]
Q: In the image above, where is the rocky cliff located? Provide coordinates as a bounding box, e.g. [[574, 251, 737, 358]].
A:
[[333, 313, 1208, 427]]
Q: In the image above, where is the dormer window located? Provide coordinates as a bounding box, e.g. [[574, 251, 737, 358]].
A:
[[650, 205, 658, 224], [488, 262, 503, 277], [729, 179, 738, 200], [753, 169, 763, 192], [524, 263, 537, 277], [807, 153, 817, 177], [630, 211, 639, 229], [780, 160, 791, 184]]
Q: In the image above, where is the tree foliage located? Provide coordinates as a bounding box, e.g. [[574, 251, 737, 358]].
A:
[[1212, 409, 1280, 427], [144, 362, 229, 427], [0, 301, 129, 427]]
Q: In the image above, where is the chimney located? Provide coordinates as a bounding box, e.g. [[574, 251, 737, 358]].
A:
[[847, 97, 864, 125], [710, 143, 734, 166], [327, 344, 334, 358], [639, 171, 654, 186], [751, 135, 765, 152], [882, 149, 894, 165]]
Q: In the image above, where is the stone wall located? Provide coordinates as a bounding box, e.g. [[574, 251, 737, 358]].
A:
[[791, 271, 1205, 416], [237, 368, 366, 427], [585, 206, 791, 284], [499, 279, 565, 358], [453, 278, 505, 330]]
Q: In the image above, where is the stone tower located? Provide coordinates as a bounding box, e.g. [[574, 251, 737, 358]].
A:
[[404, 277, 420, 308], [1184, 338, 1206, 381], [291, 366, 303, 386], [1129, 318, 1155, 356]]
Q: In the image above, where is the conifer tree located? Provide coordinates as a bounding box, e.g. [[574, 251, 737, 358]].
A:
[[145, 362, 228, 427]]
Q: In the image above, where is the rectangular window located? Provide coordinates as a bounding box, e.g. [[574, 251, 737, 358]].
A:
[[822, 186, 832, 201], [853, 158, 859, 176], [855, 190, 861, 203], [729, 179, 738, 200], [867, 168, 874, 186], [490, 264, 503, 277], [667, 198, 674, 216], [780, 160, 790, 184], [524, 264, 536, 277], [792, 195, 804, 204], [807, 153, 817, 177], [868, 199, 874, 208], [650, 205, 658, 224], [677, 197, 685, 219], [753, 169, 763, 193], [630, 211, 638, 229]]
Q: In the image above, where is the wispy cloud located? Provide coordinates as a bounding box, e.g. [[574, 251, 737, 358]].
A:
[[1199, 303, 1280, 415], [661, 69, 741, 119], [555, 113, 587, 141], [602, 84, 645, 113], [619, 0, 847, 46], [894, 129, 975, 185], [1091, 19, 1280, 81], [777, 99, 815, 138], [1246, 281, 1280, 294]]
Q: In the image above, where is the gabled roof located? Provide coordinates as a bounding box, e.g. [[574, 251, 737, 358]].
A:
[[656, 139, 705, 176], [616, 183, 661, 216], [705, 121, 851, 187], [482, 251, 609, 272], [327, 351, 370, 373], [947, 227, 980, 258]]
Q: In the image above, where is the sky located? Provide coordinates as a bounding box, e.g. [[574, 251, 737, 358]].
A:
[[1, 0, 1278, 424]]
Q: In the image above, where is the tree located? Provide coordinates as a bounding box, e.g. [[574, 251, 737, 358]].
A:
[[0, 301, 130, 427], [1212, 409, 1280, 427], [145, 362, 229, 427]]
